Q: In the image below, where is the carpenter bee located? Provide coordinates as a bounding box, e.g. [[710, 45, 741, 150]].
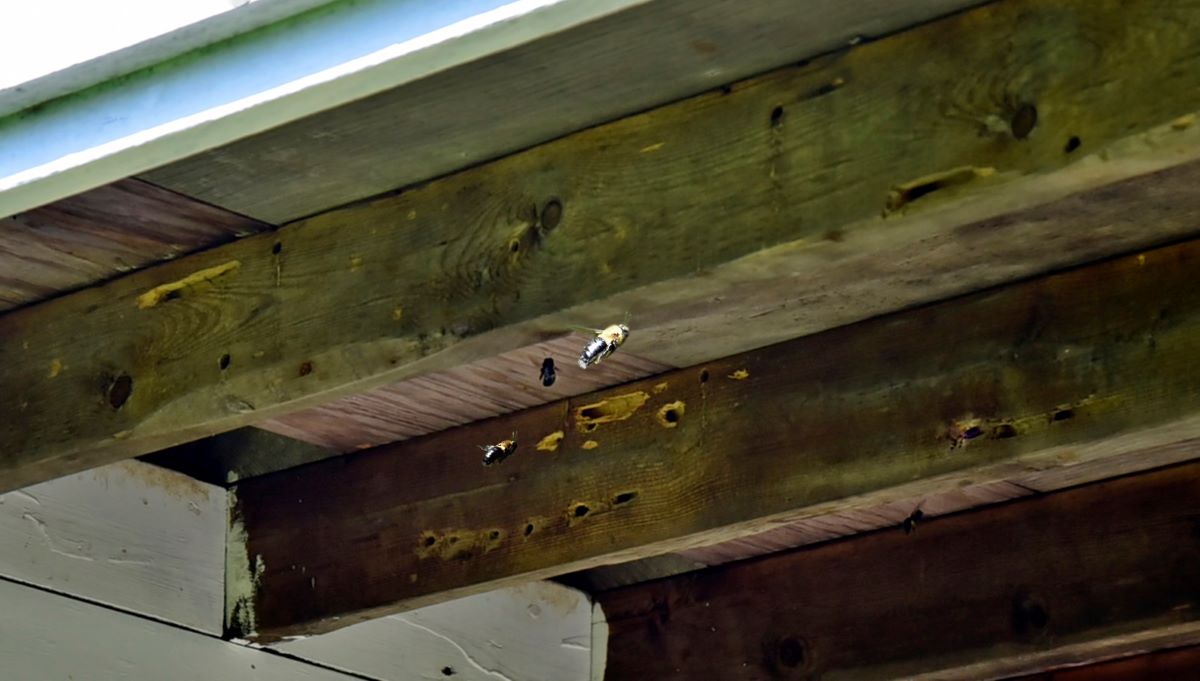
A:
[[539, 357, 557, 387], [902, 508, 925, 535], [480, 432, 518, 466], [577, 321, 630, 369]]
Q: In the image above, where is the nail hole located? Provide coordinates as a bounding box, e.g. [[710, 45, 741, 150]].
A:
[[272, 241, 282, 255], [219, 354, 231, 371], [541, 199, 563, 231], [1064, 135, 1081, 153], [769, 106, 784, 127], [699, 369, 710, 383], [1052, 408, 1074, 421], [442, 666, 456, 676], [1011, 104, 1037, 139], [298, 361, 313, 377], [613, 491, 638, 505], [779, 637, 806, 668], [573, 504, 590, 517], [107, 374, 133, 410], [524, 523, 535, 536], [993, 423, 1017, 438]]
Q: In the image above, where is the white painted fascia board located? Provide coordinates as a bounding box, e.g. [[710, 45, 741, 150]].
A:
[[0, 0, 338, 119], [0, 0, 653, 219]]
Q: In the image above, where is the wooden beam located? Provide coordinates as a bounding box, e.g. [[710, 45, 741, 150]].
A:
[[7, 0, 1200, 490], [1005, 645, 1200, 681], [598, 464, 1200, 681], [231, 234, 1200, 641], [0, 459, 225, 634]]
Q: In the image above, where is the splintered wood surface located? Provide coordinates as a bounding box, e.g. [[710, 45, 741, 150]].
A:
[[259, 334, 669, 451], [0, 179, 267, 311]]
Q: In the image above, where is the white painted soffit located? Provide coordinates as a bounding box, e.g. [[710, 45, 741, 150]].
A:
[[0, 0, 653, 219]]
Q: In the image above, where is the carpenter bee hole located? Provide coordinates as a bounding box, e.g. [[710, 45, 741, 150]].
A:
[[422, 536, 436, 547], [219, 353, 231, 371], [107, 374, 133, 410], [1011, 104, 1037, 139], [584, 422, 598, 432], [663, 408, 680, 424], [524, 523, 535, 537], [962, 425, 983, 440], [271, 241, 283, 255], [509, 240, 520, 253], [699, 369, 710, 384], [770, 105, 784, 127], [488, 530, 501, 540], [612, 491, 638, 505], [1064, 135, 1082, 153], [992, 423, 1017, 438], [441, 666, 456, 676], [1052, 408, 1074, 421], [573, 503, 590, 517]]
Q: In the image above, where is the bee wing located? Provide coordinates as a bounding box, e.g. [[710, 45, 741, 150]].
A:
[[566, 324, 603, 335]]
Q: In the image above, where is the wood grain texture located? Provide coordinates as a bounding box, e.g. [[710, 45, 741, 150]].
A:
[[231, 235, 1200, 641], [279, 582, 595, 681], [598, 464, 1200, 681], [0, 178, 266, 311], [0, 577, 359, 681], [8, 0, 1200, 492], [0, 459, 225, 634], [1006, 645, 1200, 681], [260, 334, 669, 452], [142, 0, 987, 222]]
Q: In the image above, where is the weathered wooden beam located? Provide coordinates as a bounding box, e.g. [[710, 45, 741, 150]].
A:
[[599, 464, 1200, 681], [1004, 645, 1200, 681], [0, 458, 226, 634], [7, 0, 1200, 490], [231, 234, 1200, 641]]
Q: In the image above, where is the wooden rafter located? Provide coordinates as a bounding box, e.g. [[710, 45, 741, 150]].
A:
[[598, 463, 1200, 680], [230, 234, 1200, 641], [5, 0, 1200, 493]]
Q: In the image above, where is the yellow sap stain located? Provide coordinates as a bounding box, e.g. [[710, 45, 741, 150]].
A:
[[537, 431, 565, 452], [137, 261, 240, 309], [575, 391, 650, 431]]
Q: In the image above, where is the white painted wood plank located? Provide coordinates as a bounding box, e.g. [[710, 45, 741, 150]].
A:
[[0, 578, 359, 681], [279, 582, 595, 681], [0, 460, 225, 634]]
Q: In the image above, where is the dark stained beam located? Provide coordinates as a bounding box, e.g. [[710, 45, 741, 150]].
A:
[[7, 0, 1200, 490], [1005, 645, 1200, 681], [598, 464, 1200, 681], [230, 235, 1200, 641]]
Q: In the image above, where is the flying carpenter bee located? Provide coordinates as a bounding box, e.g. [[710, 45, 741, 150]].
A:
[[540, 357, 557, 387], [577, 321, 630, 369], [480, 432, 518, 466], [902, 508, 925, 535]]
